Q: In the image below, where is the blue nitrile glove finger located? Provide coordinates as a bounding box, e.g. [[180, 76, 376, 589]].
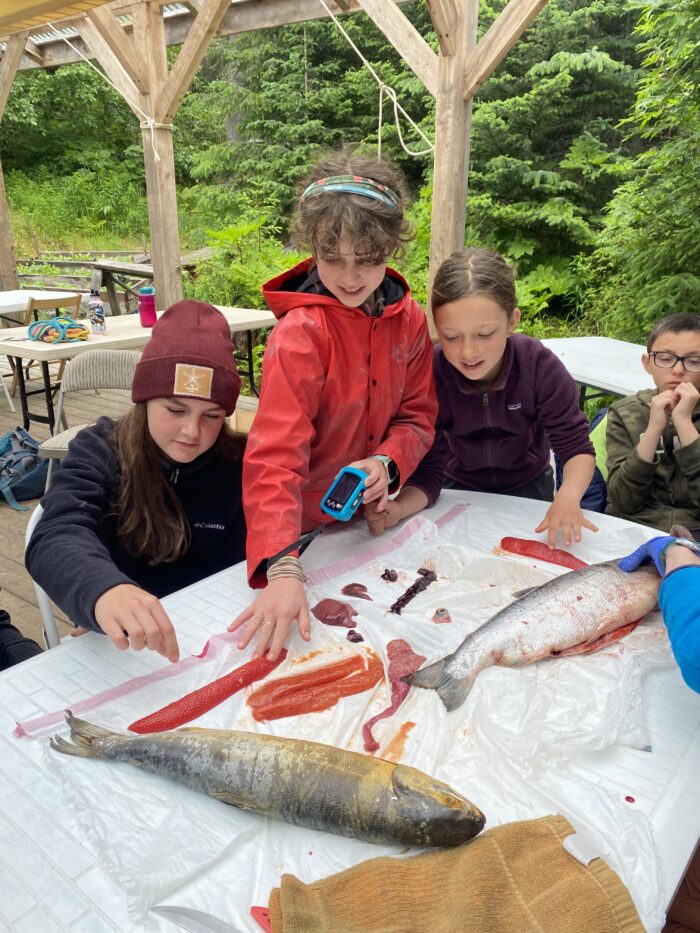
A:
[[618, 536, 676, 576]]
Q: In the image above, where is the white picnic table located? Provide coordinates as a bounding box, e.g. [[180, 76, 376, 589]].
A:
[[541, 336, 655, 405], [3, 491, 699, 931], [0, 306, 276, 432]]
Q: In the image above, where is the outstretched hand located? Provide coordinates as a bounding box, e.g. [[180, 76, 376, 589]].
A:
[[94, 584, 180, 663], [534, 490, 598, 548], [228, 577, 311, 660]]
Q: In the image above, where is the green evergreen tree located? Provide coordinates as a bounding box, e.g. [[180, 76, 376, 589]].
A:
[[580, 0, 700, 340]]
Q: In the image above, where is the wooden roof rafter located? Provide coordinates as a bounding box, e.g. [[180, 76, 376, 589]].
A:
[[0, 0, 553, 316]]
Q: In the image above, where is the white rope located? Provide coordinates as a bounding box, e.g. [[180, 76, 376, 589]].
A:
[[316, 0, 434, 158], [44, 22, 173, 163]]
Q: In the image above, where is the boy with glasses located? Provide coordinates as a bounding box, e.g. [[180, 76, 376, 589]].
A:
[[606, 312, 700, 534]]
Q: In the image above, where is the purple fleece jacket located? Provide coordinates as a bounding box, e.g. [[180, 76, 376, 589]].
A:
[[408, 334, 594, 503]]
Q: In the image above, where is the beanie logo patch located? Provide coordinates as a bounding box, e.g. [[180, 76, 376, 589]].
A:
[[173, 363, 214, 400]]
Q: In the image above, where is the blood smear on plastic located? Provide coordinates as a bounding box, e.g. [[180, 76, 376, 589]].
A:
[[381, 721, 416, 762], [624, 795, 636, 803]]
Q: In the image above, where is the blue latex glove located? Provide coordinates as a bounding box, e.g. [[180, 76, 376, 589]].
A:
[[618, 536, 677, 576]]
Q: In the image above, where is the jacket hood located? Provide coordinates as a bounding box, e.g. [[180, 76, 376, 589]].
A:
[[262, 257, 411, 320]]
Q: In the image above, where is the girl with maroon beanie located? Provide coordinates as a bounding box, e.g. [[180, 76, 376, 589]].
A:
[[367, 248, 599, 548], [26, 300, 246, 662]]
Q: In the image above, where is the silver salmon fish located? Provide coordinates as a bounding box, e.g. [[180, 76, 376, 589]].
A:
[[51, 713, 485, 847], [409, 562, 660, 711]]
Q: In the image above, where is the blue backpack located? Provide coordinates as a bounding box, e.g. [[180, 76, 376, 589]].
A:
[[0, 427, 49, 511]]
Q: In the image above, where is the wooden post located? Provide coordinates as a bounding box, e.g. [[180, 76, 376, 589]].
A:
[[0, 32, 29, 290], [425, 0, 478, 331], [0, 162, 18, 290], [78, 0, 231, 310]]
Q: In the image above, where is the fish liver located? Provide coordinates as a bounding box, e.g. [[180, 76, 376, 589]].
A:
[[311, 599, 358, 627], [341, 583, 373, 600]]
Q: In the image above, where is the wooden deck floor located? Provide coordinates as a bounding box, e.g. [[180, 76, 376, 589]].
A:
[[1, 361, 133, 648]]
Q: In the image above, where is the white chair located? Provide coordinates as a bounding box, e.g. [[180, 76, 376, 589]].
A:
[[24, 503, 61, 649], [0, 368, 15, 412], [39, 348, 141, 488]]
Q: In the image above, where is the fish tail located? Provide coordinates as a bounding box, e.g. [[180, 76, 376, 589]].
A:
[[49, 711, 115, 759], [408, 661, 474, 712]]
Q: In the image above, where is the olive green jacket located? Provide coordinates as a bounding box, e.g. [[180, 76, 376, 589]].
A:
[[605, 388, 700, 533]]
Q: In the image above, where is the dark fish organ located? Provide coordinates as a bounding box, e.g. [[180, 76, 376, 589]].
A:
[[347, 630, 364, 643], [52, 714, 486, 848], [390, 568, 438, 615], [341, 583, 373, 601], [311, 599, 358, 628], [381, 569, 398, 582]]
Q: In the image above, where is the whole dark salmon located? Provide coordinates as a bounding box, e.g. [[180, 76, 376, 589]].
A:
[[409, 562, 660, 711], [51, 713, 485, 847]]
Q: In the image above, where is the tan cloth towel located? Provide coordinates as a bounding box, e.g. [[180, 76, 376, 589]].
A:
[[269, 815, 644, 933]]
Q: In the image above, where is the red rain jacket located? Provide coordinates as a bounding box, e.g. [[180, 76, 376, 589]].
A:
[[244, 258, 437, 586]]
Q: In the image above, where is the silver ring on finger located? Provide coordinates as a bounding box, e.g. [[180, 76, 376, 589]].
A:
[[261, 620, 274, 627]]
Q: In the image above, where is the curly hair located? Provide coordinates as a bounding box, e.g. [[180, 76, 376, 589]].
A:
[[292, 150, 414, 264]]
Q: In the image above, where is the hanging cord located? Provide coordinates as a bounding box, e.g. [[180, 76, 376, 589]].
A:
[[317, 0, 433, 158], [44, 21, 173, 163]]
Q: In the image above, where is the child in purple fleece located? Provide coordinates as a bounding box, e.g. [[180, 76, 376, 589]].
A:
[[366, 248, 598, 548]]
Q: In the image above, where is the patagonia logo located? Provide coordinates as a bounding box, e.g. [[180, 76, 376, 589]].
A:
[[506, 402, 522, 411], [173, 363, 214, 399]]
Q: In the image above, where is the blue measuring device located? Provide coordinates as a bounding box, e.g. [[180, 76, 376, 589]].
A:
[[320, 466, 368, 521]]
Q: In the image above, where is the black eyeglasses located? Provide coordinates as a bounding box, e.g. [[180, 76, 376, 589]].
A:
[[649, 351, 700, 373]]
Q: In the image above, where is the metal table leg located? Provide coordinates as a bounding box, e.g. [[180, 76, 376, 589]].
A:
[[12, 356, 31, 430]]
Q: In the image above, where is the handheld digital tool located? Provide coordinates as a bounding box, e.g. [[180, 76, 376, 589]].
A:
[[320, 466, 368, 521]]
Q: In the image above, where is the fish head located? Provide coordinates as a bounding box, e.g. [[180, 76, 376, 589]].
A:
[[391, 764, 485, 846]]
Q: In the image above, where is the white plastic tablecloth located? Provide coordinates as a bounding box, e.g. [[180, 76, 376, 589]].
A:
[[3, 491, 700, 932]]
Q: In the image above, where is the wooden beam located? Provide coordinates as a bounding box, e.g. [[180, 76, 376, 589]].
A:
[[0, 31, 28, 117], [23, 38, 45, 64], [132, 1, 183, 307], [76, 15, 141, 112], [354, 0, 438, 97], [0, 31, 28, 290], [427, 0, 478, 334], [425, 0, 457, 56], [0, 161, 19, 289], [87, 5, 146, 93], [13, 0, 416, 72], [156, 0, 232, 122], [463, 0, 548, 100]]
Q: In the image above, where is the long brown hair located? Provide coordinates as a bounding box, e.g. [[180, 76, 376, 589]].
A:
[[111, 404, 245, 564], [431, 248, 517, 317], [292, 150, 414, 264]]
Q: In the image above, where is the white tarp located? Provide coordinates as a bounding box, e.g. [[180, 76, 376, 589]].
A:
[[27, 496, 674, 931]]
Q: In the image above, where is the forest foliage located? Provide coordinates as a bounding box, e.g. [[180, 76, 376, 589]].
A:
[[0, 0, 697, 340]]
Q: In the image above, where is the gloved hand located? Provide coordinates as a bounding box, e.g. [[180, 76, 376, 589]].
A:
[[618, 536, 677, 576]]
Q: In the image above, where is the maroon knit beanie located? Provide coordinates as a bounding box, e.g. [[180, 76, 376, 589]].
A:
[[131, 300, 240, 415]]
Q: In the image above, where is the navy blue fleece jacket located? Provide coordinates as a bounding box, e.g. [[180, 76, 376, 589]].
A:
[[25, 417, 246, 632], [408, 335, 594, 502]]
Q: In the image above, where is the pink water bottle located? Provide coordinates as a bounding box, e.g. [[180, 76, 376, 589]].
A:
[[138, 286, 157, 328]]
